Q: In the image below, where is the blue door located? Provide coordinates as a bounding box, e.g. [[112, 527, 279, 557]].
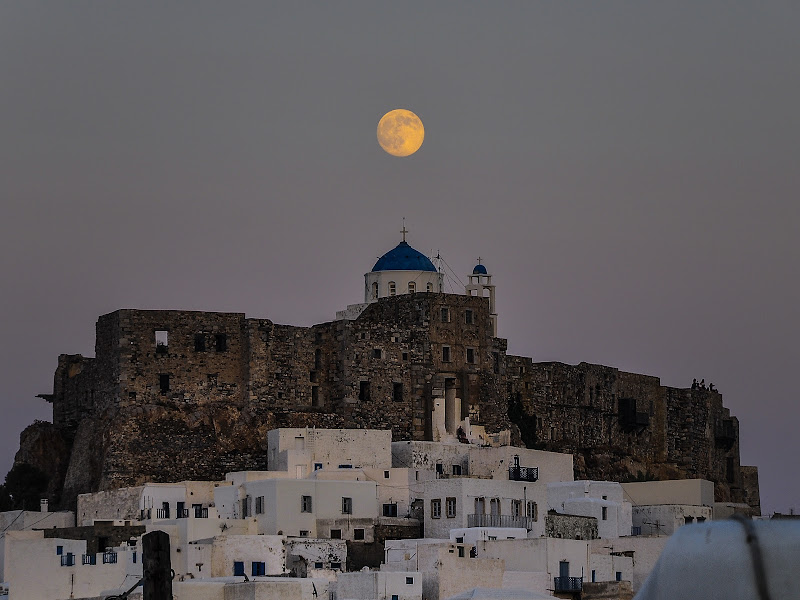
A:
[[559, 561, 569, 578]]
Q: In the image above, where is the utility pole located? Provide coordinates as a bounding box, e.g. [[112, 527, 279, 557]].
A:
[[143, 531, 172, 600]]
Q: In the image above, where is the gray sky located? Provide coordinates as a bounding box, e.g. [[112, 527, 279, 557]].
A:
[[1, 2, 797, 514]]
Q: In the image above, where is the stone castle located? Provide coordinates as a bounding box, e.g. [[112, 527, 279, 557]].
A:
[[14, 236, 760, 513]]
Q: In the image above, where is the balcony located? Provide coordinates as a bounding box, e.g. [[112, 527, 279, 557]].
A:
[[508, 466, 538, 482], [156, 508, 170, 519], [82, 554, 96, 565], [60, 554, 75, 567], [140, 509, 151, 520], [467, 514, 535, 529], [194, 507, 209, 518], [178, 508, 190, 518], [103, 552, 118, 564], [553, 577, 582, 593], [631, 526, 642, 536]]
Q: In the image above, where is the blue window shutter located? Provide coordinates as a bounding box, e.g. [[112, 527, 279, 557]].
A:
[[234, 561, 245, 576], [56, 545, 63, 555]]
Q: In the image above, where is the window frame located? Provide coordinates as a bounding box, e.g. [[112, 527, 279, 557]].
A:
[[301, 495, 313, 513], [446, 497, 457, 518], [431, 498, 442, 519], [342, 497, 353, 515]]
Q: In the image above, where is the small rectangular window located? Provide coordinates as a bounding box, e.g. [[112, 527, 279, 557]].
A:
[[602, 506, 608, 520], [383, 503, 398, 517], [616, 572, 622, 582], [393, 595, 399, 600], [56, 545, 63, 555], [359, 381, 370, 402], [314, 463, 323, 471], [353, 528, 365, 540], [233, 561, 245, 576], [159, 373, 170, 394], [194, 334, 206, 352], [458, 546, 465, 557], [300, 530, 310, 537], [406, 576, 414, 584], [452, 464, 462, 475], [402, 352, 408, 361], [330, 529, 342, 539], [446, 497, 457, 518], [255, 496, 265, 514], [331, 562, 342, 570], [441, 307, 450, 322], [155, 330, 168, 353], [342, 497, 353, 514], [526, 501, 538, 521], [311, 386, 320, 406], [314, 561, 324, 569], [393, 382, 403, 402], [492, 351, 500, 374], [465, 309, 473, 324], [252, 561, 266, 576], [384, 470, 390, 478], [301, 495, 312, 513], [592, 570, 596, 583], [442, 346, 451, 362], [215, 333, 227, 352], [466, 348, 475, 364], [373, 348, 382, 359], [431, 499, 442, 519]]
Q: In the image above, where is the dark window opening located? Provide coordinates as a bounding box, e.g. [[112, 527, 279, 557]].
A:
[[215, 333, 227, 352], [353, 528, 365, 540], [452, 464, 462, 475], [233, 561, 245, 576], [393, 382, 403, 403], [342, 497, 353, 514], [442, 346, 451, 362], [359, 381, 370, 402], [159, 374, 170, 394], [383, 503, 398, 517], [406, 577, 414, 584], [314, 349, 322, 369], [465, 310, 473, 325], [311, 386, 320, 407], [331, 562, 342, 570], [492, 352, 500, 374], [466, 348, 475, 364], [194, 334, 206, 352], [310, 371, 318, 383], [252, 561, 266, 576], [441, 307, 450, 322], [330, 529, 342, 539], [373, 348, 382, 359], [402, 352, 408, 361]]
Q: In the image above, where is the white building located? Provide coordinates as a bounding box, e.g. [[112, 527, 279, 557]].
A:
[[335, 569, 423, 600], [215, 477, 379, 541], [547, 481, 632, 539], [622, 479, 714, 536], [424, 478, 547, 540], [268, 428, 393, 476], [2, 531, 140, 600]]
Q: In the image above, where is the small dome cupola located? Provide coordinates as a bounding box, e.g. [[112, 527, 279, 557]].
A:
[[465, 257, 498, 337], [472, 264, 488, 275]]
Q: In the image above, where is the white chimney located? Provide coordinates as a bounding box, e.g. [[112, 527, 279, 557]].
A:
[[40, 498, 49, 513]]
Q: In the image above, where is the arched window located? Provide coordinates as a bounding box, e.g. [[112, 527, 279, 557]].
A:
[[372, 281, 379, 299], [408, 282, 416, 294], [388, 282, 396, 296], [426, 282, 433, 293]]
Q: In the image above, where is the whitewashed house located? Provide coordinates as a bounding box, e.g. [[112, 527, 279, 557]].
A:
[[547, 481, 632, 539]]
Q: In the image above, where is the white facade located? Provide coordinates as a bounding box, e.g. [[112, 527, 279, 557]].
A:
[[468, 446, 574, 485], [631, 504, 712, 536], [268, 428, 393, 476], [424, 478, 548, 539], [621, 479, 714, 507], [335, 570, 423, 600], [547, 481, 632, 539], [2, 531, 140, 600], [215, 477, 379, 541]]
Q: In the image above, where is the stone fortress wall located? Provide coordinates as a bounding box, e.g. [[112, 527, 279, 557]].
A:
[[18, 291, 759, 512]]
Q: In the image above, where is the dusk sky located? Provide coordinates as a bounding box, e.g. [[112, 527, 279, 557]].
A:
[[1, 2, 797, 513]]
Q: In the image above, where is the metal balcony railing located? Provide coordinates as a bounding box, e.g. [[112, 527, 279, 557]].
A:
[[631, 526, 642, 536], [508, 466, 539, 482], [553, 577, 582, 593], [194, 507, 209, 518], [177, 508, 190, 518], [156, 508, 170, 519], [82, 554, 96, 565], [140, 509, 151, 520], [102, 552, 118, 564], [61, 554, 75, 567], [467, 513, 535, 529]]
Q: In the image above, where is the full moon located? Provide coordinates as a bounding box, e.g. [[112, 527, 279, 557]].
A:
[[377, 109, 424, 157]]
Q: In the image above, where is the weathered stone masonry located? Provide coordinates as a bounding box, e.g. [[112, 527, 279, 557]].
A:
[[17, 292, 758, 513]]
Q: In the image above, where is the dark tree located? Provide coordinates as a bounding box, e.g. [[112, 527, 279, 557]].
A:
[[3, 463, 49, 510]]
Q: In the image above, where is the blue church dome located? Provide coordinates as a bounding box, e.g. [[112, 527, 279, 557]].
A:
[[372, 241, 437, 272], [473, 264, 488, 275]]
